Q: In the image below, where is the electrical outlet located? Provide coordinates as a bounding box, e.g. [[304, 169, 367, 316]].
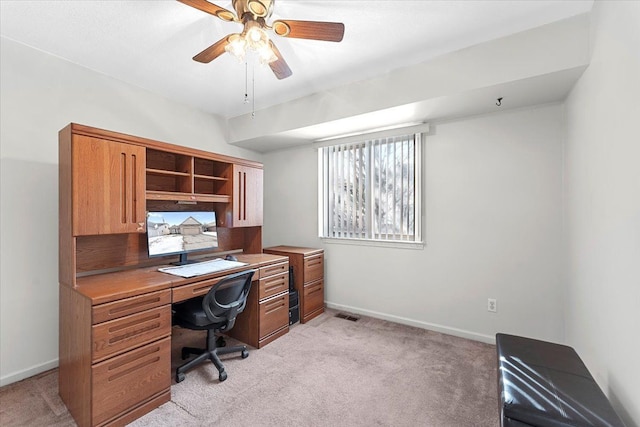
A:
[[488, 298, 497, 313]]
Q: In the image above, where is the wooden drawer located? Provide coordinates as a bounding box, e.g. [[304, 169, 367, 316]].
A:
[[259, 261, 288, 279], [258, 293, 288, 338], [303, 279, 324, 317], [92, 306, 171, 363], [92, 337, 171, 426], [93, 290, 171, 324], [172, 276, 222, 303], [303, 254, 324, 283], [258, 272, 288, 300]]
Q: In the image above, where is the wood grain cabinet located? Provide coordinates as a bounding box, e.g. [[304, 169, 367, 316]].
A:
[[228, 258, 289, 348], [59, 287, 172, 427], [219, 164, 263, 227], [263, 246, 325, 323], [58, 123, 270, 426], [72, 135, 146, 235]]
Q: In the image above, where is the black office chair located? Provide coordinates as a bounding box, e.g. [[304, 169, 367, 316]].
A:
[[173, 269, 255, 383]]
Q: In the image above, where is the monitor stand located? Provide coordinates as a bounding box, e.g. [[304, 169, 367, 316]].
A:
[[172, 253, 200, 266]]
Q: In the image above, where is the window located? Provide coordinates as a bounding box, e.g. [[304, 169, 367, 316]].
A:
[[319, 133, 422, 246]]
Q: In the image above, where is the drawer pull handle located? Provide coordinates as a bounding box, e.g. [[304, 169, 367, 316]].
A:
[[108, 297, 161, 315], [265, 301, 285, 314], [108, 313, 161, 333], [108, 356, 161, 382], [107, 322, 162, 345], [265, 280, 285, 291], [106, 344, 160, 370]]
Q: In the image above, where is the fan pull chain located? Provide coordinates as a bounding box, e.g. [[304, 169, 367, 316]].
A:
[[244, 61, 249, 104], [252, 64, 256, 119]]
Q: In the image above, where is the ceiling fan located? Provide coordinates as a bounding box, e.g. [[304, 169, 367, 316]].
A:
[[178, 0, 345, 79]]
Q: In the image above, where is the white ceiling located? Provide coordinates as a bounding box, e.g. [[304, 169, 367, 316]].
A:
[[1, 0, 593, 124]]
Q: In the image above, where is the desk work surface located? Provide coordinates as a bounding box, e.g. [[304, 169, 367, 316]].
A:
[[75, 253, 287, 305]]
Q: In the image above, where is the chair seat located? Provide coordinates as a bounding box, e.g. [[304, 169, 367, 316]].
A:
[[174, 297, 224, 329]]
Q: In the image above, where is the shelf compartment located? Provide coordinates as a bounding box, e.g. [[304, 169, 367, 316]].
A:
[[194, 175, 228, 196], [194, 157, 230, 179], [147, 149, 191, 173], [146, 173, 192, 193]]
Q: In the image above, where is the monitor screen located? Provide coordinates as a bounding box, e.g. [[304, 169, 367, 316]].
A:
[[146, 211, 218, 264]]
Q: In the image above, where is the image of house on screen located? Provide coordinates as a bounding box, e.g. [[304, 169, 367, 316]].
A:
[[146, 212, 218, 256]]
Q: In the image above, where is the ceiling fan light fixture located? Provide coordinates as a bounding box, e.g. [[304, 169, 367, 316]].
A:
[[225, 34, 247, 61], [257, 44, 278, 64]]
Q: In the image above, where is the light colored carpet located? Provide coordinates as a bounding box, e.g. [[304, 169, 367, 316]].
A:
[[0, 309, 499, 426]]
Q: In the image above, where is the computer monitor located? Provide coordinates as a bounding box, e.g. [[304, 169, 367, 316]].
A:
[[146, 211, 218, 265]]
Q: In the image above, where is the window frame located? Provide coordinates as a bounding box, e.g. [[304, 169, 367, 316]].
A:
[[318, 132, 424, 249]]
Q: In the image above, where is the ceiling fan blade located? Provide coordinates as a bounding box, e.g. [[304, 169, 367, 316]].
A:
[[177, 0, 236, 21], [271, 20, 344, 42], [268, 41, 292, 80], [193, 36, 230, 63]]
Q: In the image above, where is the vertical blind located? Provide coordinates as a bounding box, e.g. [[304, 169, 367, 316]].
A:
[[320, 133, 421, 242]]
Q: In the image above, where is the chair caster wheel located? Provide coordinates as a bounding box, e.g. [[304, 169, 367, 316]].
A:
[[176, 372, 185, 383], [216, 336, 226, 348], [181, 348, 190, 360], [219, 371, 227, 382], [241, 349, 249, 359]]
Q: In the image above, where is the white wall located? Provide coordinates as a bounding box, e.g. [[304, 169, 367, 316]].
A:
[[264, 104, 565, 344], [564, 1, 640, 426], [0, 37, 261, 386]]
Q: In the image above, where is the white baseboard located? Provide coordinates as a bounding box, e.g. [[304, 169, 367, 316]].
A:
[[325, 302, 496, 345], [0, 359, 59, 387], [0, 304, 495, 387]]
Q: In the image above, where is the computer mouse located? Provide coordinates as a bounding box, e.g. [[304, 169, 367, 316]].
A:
[[225, 254, 238, 262]]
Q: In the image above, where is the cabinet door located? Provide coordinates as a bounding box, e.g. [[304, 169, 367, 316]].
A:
[[226, 164, 263, 227], [72, 135, 146, 235]]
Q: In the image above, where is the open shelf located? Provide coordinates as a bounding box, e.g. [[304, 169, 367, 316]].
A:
[[146, 149, 232, 203]]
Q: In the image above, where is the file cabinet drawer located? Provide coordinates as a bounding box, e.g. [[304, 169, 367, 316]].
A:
[[93, 289, 171, 324], [259, 261, 288, 279], [303, 254, 324, 283], [258, 293, 288, 338], [303, 280, 324, 317], [258, 272, 288, 300], [92, 337, 171, 426], [92, 306, 171, 363]]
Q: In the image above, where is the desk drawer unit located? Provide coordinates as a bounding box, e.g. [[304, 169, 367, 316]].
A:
[[91, 337, 171, 426], [88, 290, 172, 427], [263, 246, 325, 324], [227, 257, 289, 348]]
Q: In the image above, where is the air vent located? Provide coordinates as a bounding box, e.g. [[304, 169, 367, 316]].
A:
[[335, 312, 359, 322]]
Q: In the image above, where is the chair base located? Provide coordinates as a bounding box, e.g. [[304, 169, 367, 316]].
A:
[[175, 330, 248, 383]]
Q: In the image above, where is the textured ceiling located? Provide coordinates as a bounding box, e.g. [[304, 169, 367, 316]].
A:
[[1, 1, 594, 120]]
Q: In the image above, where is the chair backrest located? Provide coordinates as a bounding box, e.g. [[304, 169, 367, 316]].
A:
[[202, 269, 254, 332]]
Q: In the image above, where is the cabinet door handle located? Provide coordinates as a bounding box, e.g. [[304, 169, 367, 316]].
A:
[[120, 153, 127, 225], [131, 153, 138, 224]]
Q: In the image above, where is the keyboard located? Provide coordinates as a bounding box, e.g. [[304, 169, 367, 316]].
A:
[[158, 258, 248, 278]]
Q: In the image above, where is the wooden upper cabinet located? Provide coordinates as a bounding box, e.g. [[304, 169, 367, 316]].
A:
[[72, 135, 146, 236], [219, 164, 263, 227]]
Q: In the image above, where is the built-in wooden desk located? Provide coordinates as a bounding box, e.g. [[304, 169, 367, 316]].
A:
[[60, 253, 287, 427]]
